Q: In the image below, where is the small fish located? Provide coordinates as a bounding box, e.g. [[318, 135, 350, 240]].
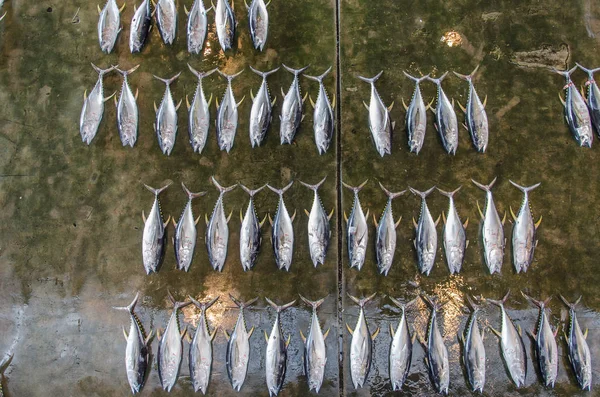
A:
[[188, 296, 219, 394], [249, 66, 280, 147], [472, 177, 505, 274], [216, 69, 245, 152], [460, 296, 485, 393], [299, 295, 329, 393], [115, 64, 140, 148], [428, 72, 459, 155], [402, 72, 430, 154], [374, 183, 405, 276], [153, 72, 182, 155], [0, 353, 13, 397], [156, 0, 177, 45], [419, 295, 450, 394], [225, 295, 258, 391], [239, 184, 267, 271], [214, 0, 236, 51], [454, 66, 489, 152], [306, 67, 335, 154], [343, 180, 369, 270], [98, 0, 123, 53], [358, 71, 394, 157], [559, 295, 592, 391], [577, 63, 600, 137], [173, 182, 206, 272], [187, 64, 217, 154], [80, 63, 116, 145], [142, 182, 172, 274], [346, 293, 379, 389], [264, 298, 295, 397], [410, 187, 439, 276], [267, 182, 296, 271], [157, 292, 192, 392], [388, 297, 417, 391], [280, 64, 309, 145], [186, 0, 210, 54], [509, 181, 542, 273], [553, 66, 594, 147], [521, 292, 558, 388], [487, 291, 527, 388], [247, 0, 269, 50], [300, 176, 333, 267], [206, 177, 237, 271], [438, 187, 468, 274], [113, 293, 152, 395], [129, 0, 152, 53]]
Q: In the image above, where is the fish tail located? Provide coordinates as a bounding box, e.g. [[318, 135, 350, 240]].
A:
[[91, 63, 116, 76], [112, 292, 140, 314], [559, 294, 582, 310], [265, 297, 296, 312], [347, 292, 376, 307], [420, 294, 441, 311], [239, 184, 266, 197], [189, 295, 219, 312], [357, 70, 384, 85], [509, 180, 540, 195], [471, 177, 497, 192], [218, 68, 244, 81], [436, 186, 462, 198], [115, 64, 140, 77], [389, 296, 406, 309], [551, 65, 578, 79], [299, 294, 326, 310], [153, 72, 181, 86], [143, 181, 172, 196], [426, 71, 449, 85], [486, 290, 510, 307], [211, 176, 237, 194], [465, 295, 481, 312], [267, 181, 294, 196], [167, 290, 192, 310], [299, 176, 327, 192], [341, 179, 368, 194], [576, 63, 600, 78], [305, 66, 332, 83], [282, 63, 310, 76], [453, 64, 480, 81], [403, 70, 429, 84], [188, 63, 217, 80], [181, 182, 207, 200], [250, 65, 280, 79], [379, 182, 406, 200], [409, 186, 436, 199]]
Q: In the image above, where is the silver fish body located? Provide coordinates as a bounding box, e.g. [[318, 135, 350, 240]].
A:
[[189, 296, 219, 394], [248, 0, 269, 50], [216, 69, 244, 152], [156, 0, 177, 45], [249, 66, 279, 147], [421, 296, 449, 394], [454, 66, 488, 152], [215, 0, 235, 50], [358, 71, 393, 157], [510, 181, 541, 273], [578, 63, 600, 137], [438, 187, 467, 274], [560, 295, 592, 391], [154, 72, 181, 155], [300, 296, 328, 393], [174, 183, 206, 272], [239, 185, 266, 271], [98, 0, 121, 53], [461, 297, 485, 392], [226, 296, 258, 391], [187, 0, 209, 54], [375, 183, 405, 276], [129, 0, 152, 53], [403, 72, 429, 154], [280, 64, 309, 144], [306, 67, 334, 154], [346, 293, 378, 389], [428, 73, 458, 154], [410, 187, 438, 276], [343, 181, 369, 270], [553, 66, 593, 147], [472, 177, 505, 274], [115, 65, 140, 148], [206, 177, 237, 271], [142, 182, 171, 274], [300, 177, 331, 267], [265, 298, 295, 397], [80, 64, 115, 145], [389, 297, 416, 391], [187, 65, 216, 154], [268, 182, 295, 271]]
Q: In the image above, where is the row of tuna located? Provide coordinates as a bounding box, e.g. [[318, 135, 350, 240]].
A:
[[79, 63, 335, 154], [99, 0, 270, 53], [344, 177, 541, 276], [359, 66, 488, 157], [553, 64, 600, 147], [142, 176, 332, 274], [114, 292, 329, 395]]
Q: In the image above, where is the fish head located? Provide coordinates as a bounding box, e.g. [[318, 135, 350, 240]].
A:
[[579, 130, 593, 148]]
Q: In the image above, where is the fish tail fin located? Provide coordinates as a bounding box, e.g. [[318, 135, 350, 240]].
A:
[[379, 182, 406, 200], [218, 68, 244, 81], [551, 65, 578, 80], [388, 296, 405, 309], [426, 71, 448, 85], [347, 292, 376, 307], [187, 63, 217, 80], [420, 294, 441, 311], [357, 70, 384, 85], [239, 184, 266, 197], [91, 63, 116, 76], [282, 63, 310, 76], [559, 294, 582, 310], [181, 182, 207, 200], [299, 176, 327, 192], [266, 297, 296, 312], [112, 292, 140, 314], [403, 70, 429, 84], [471, 177, 497, 192], [576, 63, 600, 78], [211, 176, 237, 194], [486, 290, 510, 307], [453, 64, 480, 81], [267, 181, 294, 196], [341, 179, 368, 194], [305, 66, 332, 83], [299, 294, 326, 310], [115, 64, 140, 77], [153, 72, 182, 86], [436, 186, 462, 198], [509, 180, 540, 195], [143, 181, 172, 196], [189, 295, 219, 312], [250, 65, 280, 79], [409, 186, 436, 199], [465, 294, 481, 311]]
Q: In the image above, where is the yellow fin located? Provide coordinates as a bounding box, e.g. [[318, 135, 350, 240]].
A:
[[346, 323, 353, 335], [300, 329, 306, 343]]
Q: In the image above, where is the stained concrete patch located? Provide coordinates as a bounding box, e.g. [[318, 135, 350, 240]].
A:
[[511, 44, 570, 69]]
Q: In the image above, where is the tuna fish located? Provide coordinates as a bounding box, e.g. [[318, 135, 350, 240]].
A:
[[115, 64, 140, 148], [299, 295, 329, 393], [249, 66, 279, 147], [472, 177, 505, 274], [300, 176, 333, 267], [410, 187, 439, 276], [487, 291, 527, 387], [173, 183, 206, 272], [186, 0, 210, 54], [214, 0, 236, 51], [357, 71, 394, 157], [388, 297, 417, 391], [460, 296, 485, 393], [247, 0, 269, 51], [280, 64, 309, 145], [113, 293, 152, 395], [157, 292, 192, 392], [559, 295, 592, 391], [153, 72, 182, 155], [98, 0, 124, 53], [142, 182, 171, 274], [553, 66, 594, 147], [216, 69, 245, 152], [438, 187, 468, 274], [577, 63, 600, 137], [454, 66, 489, 152], [306, 67, 335, 155], [129, 0, 152, 53], [428, 72, 459, 154], [343, 180, 369, 270], [225, 295, 258, 391], [346, 293, 379, 389], [206, 177, 237, 271], [264, 298, 295, 396], [521, 292, 558, 387], [187, 64, 217, 154], [0, 353, 12, 397], [188, 296, 219, 394], [267, 182, 296, 271], [80, 63, 116, 145], [509, 181, 542, 273], [374, 183, 405, 276], [402, 72, 430, 154], [419, 295, 450, 394], [239, 184, 267, 271], [156, 0, 177, 45]]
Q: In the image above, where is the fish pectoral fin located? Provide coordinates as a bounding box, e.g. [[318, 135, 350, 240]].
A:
[[299, 329, 306, 343], [401, 97, 408, 111], [83, 89, 87, 100], [134, 88, 139, 101], [291, 209, 297, 222], [332, 94, 336, 108], [535, 215, 542, 229], [488, 326, 501, 338], [558, 92, 566, 107], [483, 95, 488, 108], [465, 239, 470, 248], [142, 210, 146, 223], [345, 323, 353, 335], [264, 330, 269, 342], [195, 215, 201, 225], [265, 0, 272, 6], [260, 214, 268, 227], [509, 206, 517, 221], [309, 95, 315, 108], [343, 211, 348, 223], [441, 211, 446, 224], [104, 91, 116, 102], [372, 213, 378, 227], [304, 209, 310, 217], [362, 101, 369, 111], [226, 210, 233, 223], [280, 87, 286, 98], [302, 92, 308, 103], [476, 201, 484, 219], [456, 100, 466, 113], [153, 101, 158, 113], [239, 209, 244, 222], [119, 2, 126, 12], [184, 4, 189, 15], [205, 213, 209, 226], [271, 97, 277, 107], [324, 327, 330, 339], [175, 99, 183, 111], [328, 208, 334, 220], [584, 328, 589, 339], [463, 218, 469, 228], [237, 96, 246, 107], [171, 218, 176, 227], [434, 214, 441, 226], [502, 211, 507, 225], [244, 0, 249, 9], [371, 327, 380, 340], [215, 97, 219, 109], [250, 89, 254, 101], [163, 216, 171, 228], [186, 95, 191, 110], [387, 101, 394, 111], [389, 323, 395, 337], [122, 326, 129, 340], [97, 4, 102, 14], [224, 329, 230, 341], [208, 93, 213, 106], [394, 216, 402, 228], [365, 209, 370, 219], [285, 334, 291, 347], [113, 95, 118, 107], [412, 217, 418, 229], [248, 326, 255, 338]]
